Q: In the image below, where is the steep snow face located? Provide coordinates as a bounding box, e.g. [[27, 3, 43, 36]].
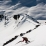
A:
[[0, 17, 36, 45], [0, 2, 46, 46], [1, 24, 46, 46], [9, 25, 46, 46]]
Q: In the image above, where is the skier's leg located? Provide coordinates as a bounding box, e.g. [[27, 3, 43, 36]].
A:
[[28, 40, 30, 42], [25, 40, 28, 44]]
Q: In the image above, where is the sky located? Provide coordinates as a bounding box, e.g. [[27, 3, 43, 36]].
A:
[[11, 0, 46, 7], [0, 0, 46, 7]]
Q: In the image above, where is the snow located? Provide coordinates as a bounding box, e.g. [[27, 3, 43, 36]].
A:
[[0, 12, 46, 46], [0, 3, 46, 46], [4, 24, 46, 46], [0, 18, 46, 46], [23, 24, 46, 46]]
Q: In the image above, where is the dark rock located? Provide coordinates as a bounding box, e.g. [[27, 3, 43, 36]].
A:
[[0, 15, 4, 20], [13, 14, 20, 20]]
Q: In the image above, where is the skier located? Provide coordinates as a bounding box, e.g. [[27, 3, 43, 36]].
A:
[[22, 37, 30, 44], [16, 37, 30, 44]]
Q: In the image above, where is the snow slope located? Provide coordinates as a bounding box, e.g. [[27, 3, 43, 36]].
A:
[[0, 20, 46, 46], [0, 3, 46, 46], [0, 18, 35, 46], [4, 24, 46, 46]]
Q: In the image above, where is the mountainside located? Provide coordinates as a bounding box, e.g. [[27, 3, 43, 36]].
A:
[[0, 1, 46, 46], [1, 23, 46, 46]]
